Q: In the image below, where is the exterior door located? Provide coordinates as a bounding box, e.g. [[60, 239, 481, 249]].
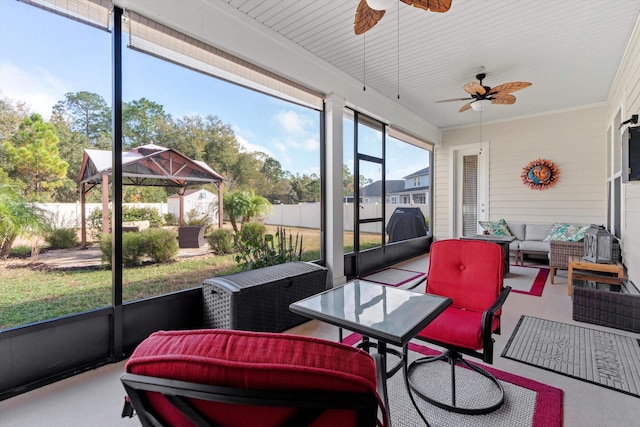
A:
[[450, 143, 489, 238]]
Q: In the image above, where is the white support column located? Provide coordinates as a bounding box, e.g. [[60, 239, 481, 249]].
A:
[[325, 94, 346, 287]]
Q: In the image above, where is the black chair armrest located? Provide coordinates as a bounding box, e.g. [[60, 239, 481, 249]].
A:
[[481, 286, 512, 338]]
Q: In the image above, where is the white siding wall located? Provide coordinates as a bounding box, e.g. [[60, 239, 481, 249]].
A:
[[608, 14, 640, 286], [434, 106, 607, 239]]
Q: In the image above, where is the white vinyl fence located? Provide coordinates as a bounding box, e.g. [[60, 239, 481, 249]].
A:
[[34, 203, 168, 229], [34, 202, 429, 234], [263, 203, 429, 233]]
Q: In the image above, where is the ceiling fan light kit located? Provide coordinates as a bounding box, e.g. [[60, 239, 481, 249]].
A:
[[436, 71, 532, 113], [471, 99, 491, 111], [366, 0, 395, 11]]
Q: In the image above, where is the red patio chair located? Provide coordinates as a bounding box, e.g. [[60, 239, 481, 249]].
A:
[[408, 239, 511, 415], [121, 329, 388, 426]]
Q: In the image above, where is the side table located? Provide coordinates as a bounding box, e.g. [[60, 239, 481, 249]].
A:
[[567, 256, 624, 296], [460, 235, 515, 276]]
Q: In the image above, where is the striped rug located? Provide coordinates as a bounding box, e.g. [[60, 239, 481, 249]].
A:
[[502, 315, 640, 398]]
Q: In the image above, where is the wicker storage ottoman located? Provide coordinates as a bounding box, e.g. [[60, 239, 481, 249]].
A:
[[572, 274, 640, 333], [202, 261, 328, 332]]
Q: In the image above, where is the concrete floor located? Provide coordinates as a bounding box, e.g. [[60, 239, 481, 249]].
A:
[[1, 254, 639, 426]]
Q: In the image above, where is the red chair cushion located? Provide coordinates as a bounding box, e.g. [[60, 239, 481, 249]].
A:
[[126, 329, 379, 426], [417, 307, 500, 350], [426, 239, 504, 313]]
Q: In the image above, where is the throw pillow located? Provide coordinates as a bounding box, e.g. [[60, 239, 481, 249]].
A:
[[543, 223, 590, 242], [479, 219, 512, 236]]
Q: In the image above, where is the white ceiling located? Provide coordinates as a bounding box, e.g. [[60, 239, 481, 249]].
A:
[[217, 0, 640, 129]]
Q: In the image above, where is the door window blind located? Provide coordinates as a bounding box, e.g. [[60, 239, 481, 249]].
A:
[[462, 154, 478, 236]]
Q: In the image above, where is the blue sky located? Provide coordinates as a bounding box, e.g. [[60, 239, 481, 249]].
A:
[[0, 1, 428, 180]]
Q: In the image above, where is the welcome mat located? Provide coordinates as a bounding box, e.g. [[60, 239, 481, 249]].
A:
[[344, 334, 562, 426], [502, 315, 640, 398], [506, 266, 549, 296], [362, 268, 425, 288]]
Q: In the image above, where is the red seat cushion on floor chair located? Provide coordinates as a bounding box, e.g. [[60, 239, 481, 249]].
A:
[[125, 329, 384, 426], [417, 307, 501, 350]]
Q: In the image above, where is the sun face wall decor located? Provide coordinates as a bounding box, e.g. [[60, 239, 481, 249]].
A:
[[521, 158, 559, 190]]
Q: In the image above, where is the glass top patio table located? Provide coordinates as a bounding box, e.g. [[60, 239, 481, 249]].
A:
[[289, 279, 451, 347]]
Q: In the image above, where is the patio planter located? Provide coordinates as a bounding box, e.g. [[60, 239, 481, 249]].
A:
[[178, 225, 205, 248]]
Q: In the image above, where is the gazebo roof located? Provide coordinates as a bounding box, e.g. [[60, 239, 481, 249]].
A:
[[78, 143, 224, 188]]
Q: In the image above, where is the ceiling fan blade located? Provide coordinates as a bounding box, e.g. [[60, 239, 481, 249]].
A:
[[463, 82, 486, 96], [489, 81, 532, 95], [435, 97, 471, 103], [491, 94, 516, 105], [459, 103, 472, 112], [402, 0, 452, 13], [354, 0, 386, 35]]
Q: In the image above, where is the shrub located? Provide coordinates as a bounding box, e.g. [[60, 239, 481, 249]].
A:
[[163, 212, 178, 225], [208, 228, 234, 254], [238, 222, 266, 247], [88, 206, 164, 234], [145, 228, 179, 263], [185, 208, 214, 227], [121, 233, 147, 266], [46, 228, 79, 249], [98, 233, 112, 265], [98, 228, 178, 267], [235, 226, 302, 271], [123, 206, 164, 225], [9, 245, 32, 257]]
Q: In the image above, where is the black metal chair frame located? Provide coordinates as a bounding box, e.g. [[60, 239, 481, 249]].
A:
[[122, 353, 388, 427], [407, 285, 512, 416]]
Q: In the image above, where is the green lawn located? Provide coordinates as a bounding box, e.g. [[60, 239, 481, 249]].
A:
[[0, 227, 381, 330]]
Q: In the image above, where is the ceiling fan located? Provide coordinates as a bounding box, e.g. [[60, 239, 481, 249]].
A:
[[436, 71, 532, 112], [354, 0, 452, 35]]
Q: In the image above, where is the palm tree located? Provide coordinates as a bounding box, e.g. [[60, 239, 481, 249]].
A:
[[223, 190, 272, 232], [0, 184, 49, 259]]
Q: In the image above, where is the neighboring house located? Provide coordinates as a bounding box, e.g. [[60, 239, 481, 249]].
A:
[[344, 180, 404, 204], [167, 189, 219, 224], [345, 167, 430, 205], [388, 167, 430, 204]]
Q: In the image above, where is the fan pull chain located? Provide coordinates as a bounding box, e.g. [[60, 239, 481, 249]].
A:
[[363, 32, 366, 91], [397, 1, 400, 100]]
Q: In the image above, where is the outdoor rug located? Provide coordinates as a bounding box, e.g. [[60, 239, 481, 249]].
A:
[[344, 333, 563, 427], [506, 266, 549, 297], [361, 267, 426, 288], [502, 315, 640, 398]]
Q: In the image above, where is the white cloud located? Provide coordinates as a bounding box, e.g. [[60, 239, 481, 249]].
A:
[[276, 110, 313, 136], [0, 61, 68, 120], [235, 134, 275, 158], [274, 109, 319, 152]]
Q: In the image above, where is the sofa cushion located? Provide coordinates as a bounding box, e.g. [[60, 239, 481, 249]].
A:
[[543, 223, 590, 242], [525, 223, 552, 241], [505, 222, 526, 241], [479, 219, 512, 236], [519, 240, 550, 252]]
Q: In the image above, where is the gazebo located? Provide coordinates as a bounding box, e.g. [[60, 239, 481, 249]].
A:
[[77, 143, 224, 247]]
